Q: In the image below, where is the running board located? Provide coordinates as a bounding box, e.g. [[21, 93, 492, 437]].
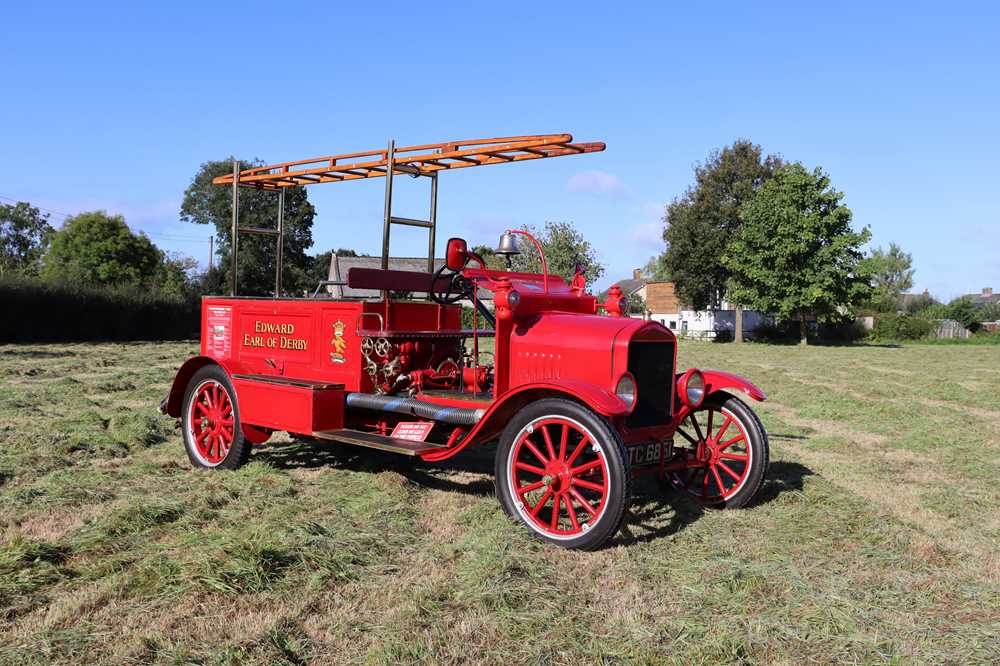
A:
[[311, 429, 445, 456]]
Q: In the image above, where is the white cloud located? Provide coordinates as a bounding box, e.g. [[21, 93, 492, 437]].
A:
[[567, 170, 627, 197]]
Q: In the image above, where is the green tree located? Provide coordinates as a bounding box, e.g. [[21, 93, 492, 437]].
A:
[[470, 244, 504, 270], [42, 211, 162, 287], [1, 201, 53, 276], [722, 163, 873, 345], [157, 252, 199, 298], [180, 159, 316, 296], [629, 291, 648, 317], [661, 140, 783, 309], [979, 301, 1000, 322], [864, 242, 914, 312], [508, 221, 604, 285], [946, 297, 981, 331], [642, 255, 669, 281]]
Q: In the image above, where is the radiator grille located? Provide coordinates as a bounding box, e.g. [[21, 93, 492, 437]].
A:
[[625, 341, 674, 428]]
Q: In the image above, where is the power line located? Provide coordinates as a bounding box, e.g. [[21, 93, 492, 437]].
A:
[[1, 193, 212, 243], [0, 194, 73, 219]]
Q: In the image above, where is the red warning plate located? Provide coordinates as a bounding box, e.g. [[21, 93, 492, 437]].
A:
[[391, 421, 435, 442]]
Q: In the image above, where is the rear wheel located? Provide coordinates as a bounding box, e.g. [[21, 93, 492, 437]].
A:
[[495, 399, 631, 550], [668, 392, 768, 507], [181, 366, 251, 470]]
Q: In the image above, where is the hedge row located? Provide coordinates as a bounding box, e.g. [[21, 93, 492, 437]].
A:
[[869, 314, 934, 341], [0, 278, 199, 342]]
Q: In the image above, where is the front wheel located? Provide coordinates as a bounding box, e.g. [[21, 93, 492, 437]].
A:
[[668, 392, 769, 508], [495, 399, 631, 550]]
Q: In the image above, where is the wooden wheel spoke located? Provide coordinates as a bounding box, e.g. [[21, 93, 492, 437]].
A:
[[720, 451, 748, 461], [541, 424, 557, 462], [718, 460, 742, 482], [676, 427, 699, 447], [569, 488, 597, 517], [718, 434, 745, 451], [550, 495, 561, 530], [570, 459, 603, 476], [523, 438, 549, 465], [715, 414, 734, 441], [690, 413, 706, 443], [565, 436, 590, 466], [571, 477, 605, 493], [515, 461, 545, 476], [565, 494, 581, 531], [530, 488, 554, 517], [517, 480, 546, 495], [710, 465, 727, 496], [558, 424, 568, 462]]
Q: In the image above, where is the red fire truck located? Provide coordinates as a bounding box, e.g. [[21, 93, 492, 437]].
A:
[[160, 134, 769, 550]]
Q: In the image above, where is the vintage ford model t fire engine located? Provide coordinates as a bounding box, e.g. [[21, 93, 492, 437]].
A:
[[161, 134, 769, 550]]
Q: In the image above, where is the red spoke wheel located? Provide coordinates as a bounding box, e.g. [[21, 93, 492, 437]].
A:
[[668, 392, 768, 508], [181, 366, 251, 470], [495, 399, 631, 550]]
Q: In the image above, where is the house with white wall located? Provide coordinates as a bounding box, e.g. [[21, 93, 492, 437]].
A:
[[610, 269, 771, 339]]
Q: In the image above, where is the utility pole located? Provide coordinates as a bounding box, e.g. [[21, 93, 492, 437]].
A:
[[735, 305, 744, 343], [208, 236, 213, 271]]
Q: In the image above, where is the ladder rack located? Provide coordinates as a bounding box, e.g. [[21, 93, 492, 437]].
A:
[[214, 134, 605, 296]]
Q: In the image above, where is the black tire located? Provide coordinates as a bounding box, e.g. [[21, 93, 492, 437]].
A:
[[668, 391, 768, 508], [180, 366, 252, 470], [494, 398, 631, 550]]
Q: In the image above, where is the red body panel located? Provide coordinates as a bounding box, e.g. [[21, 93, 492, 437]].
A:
[[198, 297, 459, 391], [165, 298, 461, 433], [231, 378, 344, 433]]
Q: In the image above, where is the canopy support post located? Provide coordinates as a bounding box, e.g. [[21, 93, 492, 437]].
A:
[[230, 160, 239, 296], [381, 140, 395, 272], [275, 187, 285, 297], [427, 172, 438, 274]]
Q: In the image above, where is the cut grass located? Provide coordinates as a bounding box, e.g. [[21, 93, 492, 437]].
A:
[[0, 340, 998, 664]]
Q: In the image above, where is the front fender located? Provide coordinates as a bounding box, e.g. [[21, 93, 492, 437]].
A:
[[700, 369, 767, 402], [419, 379, 629, 463], [502, 379, 631, 417]]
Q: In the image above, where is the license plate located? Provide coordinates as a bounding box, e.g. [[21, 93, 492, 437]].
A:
[[626, 440, 668, 467]]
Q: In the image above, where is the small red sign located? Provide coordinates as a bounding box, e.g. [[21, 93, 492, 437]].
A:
[[391, 421, 435, 442]]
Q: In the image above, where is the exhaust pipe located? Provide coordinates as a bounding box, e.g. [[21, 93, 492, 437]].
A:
[[345, 392, 485, 426]]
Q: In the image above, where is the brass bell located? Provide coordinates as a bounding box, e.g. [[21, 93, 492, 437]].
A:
[[495, 231, 522, 256]]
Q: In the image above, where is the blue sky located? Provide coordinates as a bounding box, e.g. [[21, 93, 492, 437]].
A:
[[2, 1, 997, 298]]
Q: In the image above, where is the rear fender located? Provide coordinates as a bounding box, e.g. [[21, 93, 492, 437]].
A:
[[160, 355, 233, 417], [700, 369, 766, 402]]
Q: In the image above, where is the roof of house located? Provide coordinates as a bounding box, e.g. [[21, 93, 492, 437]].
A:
[[325, 255, 492, 300], [614, 278, 645, 296], [964, 288, 1000, 306]]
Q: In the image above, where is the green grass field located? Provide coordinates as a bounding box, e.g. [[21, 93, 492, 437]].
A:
[[1, 341, 998, 664]]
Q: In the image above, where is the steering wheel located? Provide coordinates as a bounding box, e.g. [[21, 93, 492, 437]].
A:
[[431, 264, 473, 304]]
